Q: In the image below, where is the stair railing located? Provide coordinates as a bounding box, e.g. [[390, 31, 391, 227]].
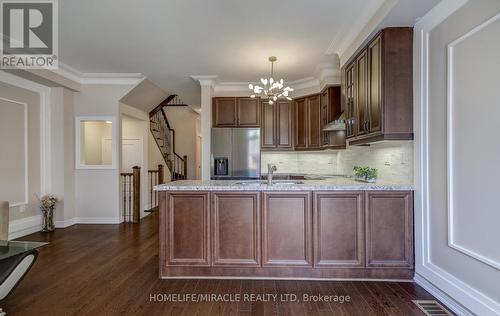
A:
[[149, 96, 187, 181], [120, 166, 141, 223]]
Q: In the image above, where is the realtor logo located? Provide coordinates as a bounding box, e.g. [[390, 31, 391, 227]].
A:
[[1, 0, 58, 69]]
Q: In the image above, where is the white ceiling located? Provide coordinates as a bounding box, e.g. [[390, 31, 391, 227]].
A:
[[59, 0, 437, 108]]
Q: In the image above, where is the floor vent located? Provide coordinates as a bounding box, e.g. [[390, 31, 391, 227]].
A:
[[413, 300, 453, 316]]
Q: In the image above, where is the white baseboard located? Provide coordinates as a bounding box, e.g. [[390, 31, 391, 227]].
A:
[[55, 218, 77, 228], [8, 215, 42, 240], [415, 263, 500, 316], [74, 217, 123, 224], [7, 215, 126, 239]]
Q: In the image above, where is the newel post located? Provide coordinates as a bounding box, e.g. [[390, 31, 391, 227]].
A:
[[132, 166, 141, 223], [158, 164, 164, 184], [183, 155, 188, 179]]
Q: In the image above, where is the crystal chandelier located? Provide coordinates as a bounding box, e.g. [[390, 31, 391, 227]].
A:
[[248, 56, 294, 105]]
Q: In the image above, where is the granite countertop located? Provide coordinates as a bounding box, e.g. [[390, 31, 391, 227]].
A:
[[154, 179, 414, 191]]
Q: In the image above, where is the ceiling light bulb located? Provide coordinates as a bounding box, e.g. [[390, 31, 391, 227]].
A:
[[273, 96, 277, 101], [248, 83, 253, 90], [286, 97, 292, 101], [269, 100, 274, 105], [270, 78, 274, 84], [250, 95, 255, 98], [261, 78, 268, 85]]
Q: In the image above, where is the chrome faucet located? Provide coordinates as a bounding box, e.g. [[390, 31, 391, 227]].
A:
[[267, 164, 277, 185]]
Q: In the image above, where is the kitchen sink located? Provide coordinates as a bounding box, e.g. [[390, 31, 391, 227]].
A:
[[234, 180, 304, 185]]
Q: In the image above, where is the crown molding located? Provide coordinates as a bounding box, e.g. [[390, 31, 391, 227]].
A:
[[55, 62, 145, 85], [212, 62, 341, 97], [191, 75, 218, 87]]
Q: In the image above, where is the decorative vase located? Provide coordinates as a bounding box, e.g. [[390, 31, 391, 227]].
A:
[[41, 206, 55, 232]]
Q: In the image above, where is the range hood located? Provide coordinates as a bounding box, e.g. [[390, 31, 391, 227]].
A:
[[322, 112, 346, 131]]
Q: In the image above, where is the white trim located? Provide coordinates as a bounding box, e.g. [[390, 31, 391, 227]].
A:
[[414, 273, 474, 316], [56, 62, 144, 85], [0, 70, 51, 195], [446, 12, 500, 271], [75, 116, 117, 169], [73, 217, 123, 224], [0, 97, 28, 207], [413, 1, 500, 315], [55, 218, 77, 228], [191, 75, 217, 87], [8, 215, 42, 240]]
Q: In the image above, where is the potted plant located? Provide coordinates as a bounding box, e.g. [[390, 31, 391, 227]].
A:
[[38, 194, 59, 232], [353, 166, 378, 183]]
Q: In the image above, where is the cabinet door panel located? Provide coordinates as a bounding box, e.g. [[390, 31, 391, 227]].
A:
[[261, 101, 276, 149], [294, 99, 307, 148], [277, 100, 293, 149], [356, 51, 368, 136], [238, 98, 260, 127], [307, 95, 321, 148], [213, 98, 237, 127], [366, 191, 413, 267], [166, 192, 210, 266], [314, 192, 364, 267], [368, 35, 382, 133], [263, 192, 312, 266], [345, 64, 356, 138], [212, 192, 260, 266]]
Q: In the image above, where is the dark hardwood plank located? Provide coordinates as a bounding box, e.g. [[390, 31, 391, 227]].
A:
[[3, 213, 440, 316]]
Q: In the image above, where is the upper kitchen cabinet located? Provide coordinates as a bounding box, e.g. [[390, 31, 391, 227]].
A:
[[294, 94, 321, 150], [320, 86, 346, 149], [343, 27, 413, 145], [213, 97, 260, 128], [260, 100, 293, 151]]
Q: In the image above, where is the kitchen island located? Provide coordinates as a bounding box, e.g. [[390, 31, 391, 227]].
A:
[[155, 179, 414, 280]]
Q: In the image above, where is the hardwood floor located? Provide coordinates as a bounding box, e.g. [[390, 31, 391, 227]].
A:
[[3, 213, 443, 316]]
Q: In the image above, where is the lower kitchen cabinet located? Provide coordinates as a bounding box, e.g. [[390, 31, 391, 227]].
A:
[[313, 192, 364, 267], [211, 192, 260, 266], [365, 191, 413, 267], [163, 192, 210, 266], [262, 192, 312, 267], [160, 190, 414, 279]]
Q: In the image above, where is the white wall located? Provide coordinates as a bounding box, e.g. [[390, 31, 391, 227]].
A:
[[74, 84, 134, 223], [414, 1, 500, 315]]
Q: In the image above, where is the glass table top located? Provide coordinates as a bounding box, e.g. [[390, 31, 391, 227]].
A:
[[0, 241, 48, 260]]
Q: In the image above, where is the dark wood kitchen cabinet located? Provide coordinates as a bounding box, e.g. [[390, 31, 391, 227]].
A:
[[320, 86, 346, 149], [163, 192, 210, 266], [212, 97, 260, 127], [343, 27, 413, 145], [260, 100, 293, 150], [212, 192, 260, 266], [160, 190, 414, 279], [262, 192, 312, 267], [365, 191, 413, 267], [294, 94, 321, 150], [313, 192, 364, 267]]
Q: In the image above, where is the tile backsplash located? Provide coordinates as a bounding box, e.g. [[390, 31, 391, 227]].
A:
[[261, 151, 338, 175], [261, 141, 413, 182]]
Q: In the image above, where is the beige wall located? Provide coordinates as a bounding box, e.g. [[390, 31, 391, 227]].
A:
[[81, 121, 112, 165], [74, 84, 134, 220], [0, 82, 41, 221], [164, 106, 199, 180]]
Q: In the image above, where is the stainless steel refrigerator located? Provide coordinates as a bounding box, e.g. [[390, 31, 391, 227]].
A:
[[211, 128, 260, 179]]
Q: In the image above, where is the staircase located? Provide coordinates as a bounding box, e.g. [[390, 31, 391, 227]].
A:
[[149, 95, 188, 181]]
